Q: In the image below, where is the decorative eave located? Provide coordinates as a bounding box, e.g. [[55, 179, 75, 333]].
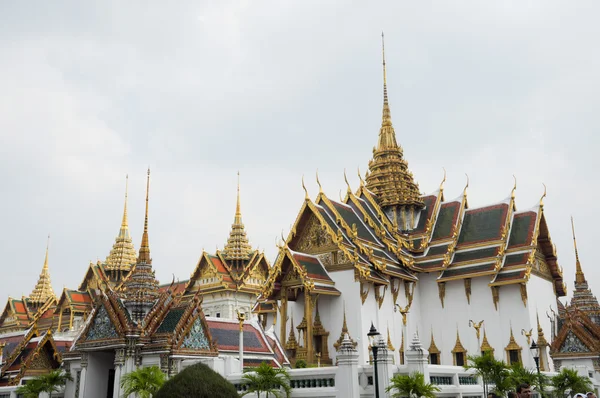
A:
[[481, 329, 494, 354], [428, 329, 440, 355]]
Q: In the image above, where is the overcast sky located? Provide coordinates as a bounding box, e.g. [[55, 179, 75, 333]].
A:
[[1, 1, 599, 308]]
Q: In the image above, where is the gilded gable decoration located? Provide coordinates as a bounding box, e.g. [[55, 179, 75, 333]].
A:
[[438, 282, 446, 308], [404, 281, 415, 305], [386, 325, 395, 352], [360, 282, 370, 305], [504, 327, 523, 365], [390, 278, 401, 305], [334, 304, 356, 351], [520, 284, 528, 307], [451, 328, 467, 366], [222, 172, 253, 263], [491, 287, 500, 310], [374, 285, 386, 308], [464, 278, 472, 304], [481, 329, 494, 355]]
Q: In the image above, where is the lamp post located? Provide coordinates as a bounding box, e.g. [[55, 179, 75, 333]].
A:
[[530, 340, 544, 397], [368, 323, 381, 398]]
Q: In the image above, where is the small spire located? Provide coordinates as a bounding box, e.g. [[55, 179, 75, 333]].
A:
[[236, 171, 241, 218], [571, 216, 586, 285], [536, 310, 548, 346], [386, 323, 395, 351], [104, 175, 137, 277], [122, 175, 129, 229], [137, 168, 151, 264], [223, 172, 253, 261], [511, 175, 517, 199], [378, 31, 397, 147], [29, 236, 56, 304]]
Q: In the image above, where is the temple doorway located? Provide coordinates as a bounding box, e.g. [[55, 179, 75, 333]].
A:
[[83, 350, 116, 398]]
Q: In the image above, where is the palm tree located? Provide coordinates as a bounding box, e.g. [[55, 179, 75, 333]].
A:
[[552, 368, 593, 398], [507, 363, 550, 394], [15, 370, 72, 398], [15, 378, 45, 398], [386, 372, 440, 398], [464, 353, 511, 397], [120, 365, 166, 398], [241, 362, 292, 398]]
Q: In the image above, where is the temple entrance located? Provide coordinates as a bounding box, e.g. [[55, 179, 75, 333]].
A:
[[83, 350, 116, 398], [107, 369, 115, 398]]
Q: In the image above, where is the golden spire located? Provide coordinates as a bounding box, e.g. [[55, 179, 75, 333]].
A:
[[223, 172, 253, 261], [29, 236, 56, 304], [536, 311, 548, 346], [366, 33, 424, 211], [123, 169, 159, 323], [334, 302, 357, 350], [571, 216, 586, 285], [481, 328, 494, 353], [428, 328, 441, 355], [137, 169, 152, 264], [386, 324, 395, 351], [285, 315, 298, 350], [105, 175, 137, 276]]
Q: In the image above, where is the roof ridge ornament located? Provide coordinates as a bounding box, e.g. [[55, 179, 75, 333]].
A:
[[316, 169, 323, 194], [571, 216, 586, 285], [344, 168, 352, 194], [439, 168, 447, 191], [302, 175, 309, 200], [540, 183, 547, 208], [29, 235, 56, 304]]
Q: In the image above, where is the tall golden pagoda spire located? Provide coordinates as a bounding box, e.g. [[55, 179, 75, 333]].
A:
[[366, 33, 424, 226], [571, 216, 586, 286], [29, 236, 56, 305], [104, 175, 137, 281], [222, 172, 253, 262], [123, 169, 159, 324]]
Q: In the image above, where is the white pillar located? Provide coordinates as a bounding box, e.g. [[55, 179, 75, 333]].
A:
[[113, 364, 122, 398], [239, 323, 244, 370], [376, 337, 394, 398], [78, 367, 87, 398], [405, 332, 429, 379], [336, 333, 360, 398]]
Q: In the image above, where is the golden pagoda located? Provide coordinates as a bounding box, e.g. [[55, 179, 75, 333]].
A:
[[29, 238, 56, 306], [104, 175, 137, 284], [365, 33, 424, 230], [122, 169, 160, 324], [222, 172, 253, 266]]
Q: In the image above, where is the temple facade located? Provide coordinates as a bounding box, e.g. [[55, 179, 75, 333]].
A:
[[260, 35, 565, 373], [1, 36, 598, 398]]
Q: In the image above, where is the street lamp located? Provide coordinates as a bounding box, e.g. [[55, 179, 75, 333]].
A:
[[368, 322, 381, 398], [530, 340, 544, 397]]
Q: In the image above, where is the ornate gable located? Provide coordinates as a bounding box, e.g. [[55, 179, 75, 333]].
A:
[[85, 306, 119, 341], [559, 331, 590, 353], [295, 214, 335, 254], [181, 317, 211, 350]]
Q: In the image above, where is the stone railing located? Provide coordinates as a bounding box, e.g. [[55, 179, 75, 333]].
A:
[[228, 366, 338, 398]]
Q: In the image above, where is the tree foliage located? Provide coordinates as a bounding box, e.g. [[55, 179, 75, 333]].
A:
[[15, 369, 72, 398], [241, 362, 292, 398], [551, 368, 593, 398], [120, 365, 166, 398], [464, 353, 511, 396], [154, 362, 238, 398], [386, 372, 440, 398]]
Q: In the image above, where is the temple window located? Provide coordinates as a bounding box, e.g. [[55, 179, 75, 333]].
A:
[[430, 353, 440, 365], [504, 328, 522, 366]]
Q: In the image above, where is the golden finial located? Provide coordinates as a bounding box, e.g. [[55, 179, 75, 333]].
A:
[[357, 167, 365, 187], [511, 175, 517, 199], [386, 323, 395, 351], [571, 216, 586, 284], [540, 183, 547, 208], [236, 171, 241, 217], [344, 168, 352, 194], [316, 169, 323, 194], [439, 168, 447, 191], [301, 175, 309, 200], [138, 168, 151, 263], [281, 230, 287, 247], [463, 173, 469, 197], [339, 189, 344, 202], [122, 174, 129, 228]]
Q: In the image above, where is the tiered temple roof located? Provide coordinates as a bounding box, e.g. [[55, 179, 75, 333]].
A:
[[104, 176, 137, 284], [28, 240, 56, 306], [186, 175, 269, 296]]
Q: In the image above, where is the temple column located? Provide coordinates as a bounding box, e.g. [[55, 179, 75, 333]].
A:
[[405, 332, 429, 379], [305, 292, 314, 364], [113, 349, 125, 398], [78, 353, 88, 398], [279, 289, 288, 346], [336, 334, 360, 398], [376, 338, 394, 398], [57, 310, 63, 331]]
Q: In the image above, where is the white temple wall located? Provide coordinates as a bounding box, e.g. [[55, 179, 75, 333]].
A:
[[526, 274, 558, 370]]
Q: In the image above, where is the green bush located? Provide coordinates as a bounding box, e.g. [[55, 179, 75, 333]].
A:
[[295, 359, 307, 368], [154, 362, 238, 398]]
